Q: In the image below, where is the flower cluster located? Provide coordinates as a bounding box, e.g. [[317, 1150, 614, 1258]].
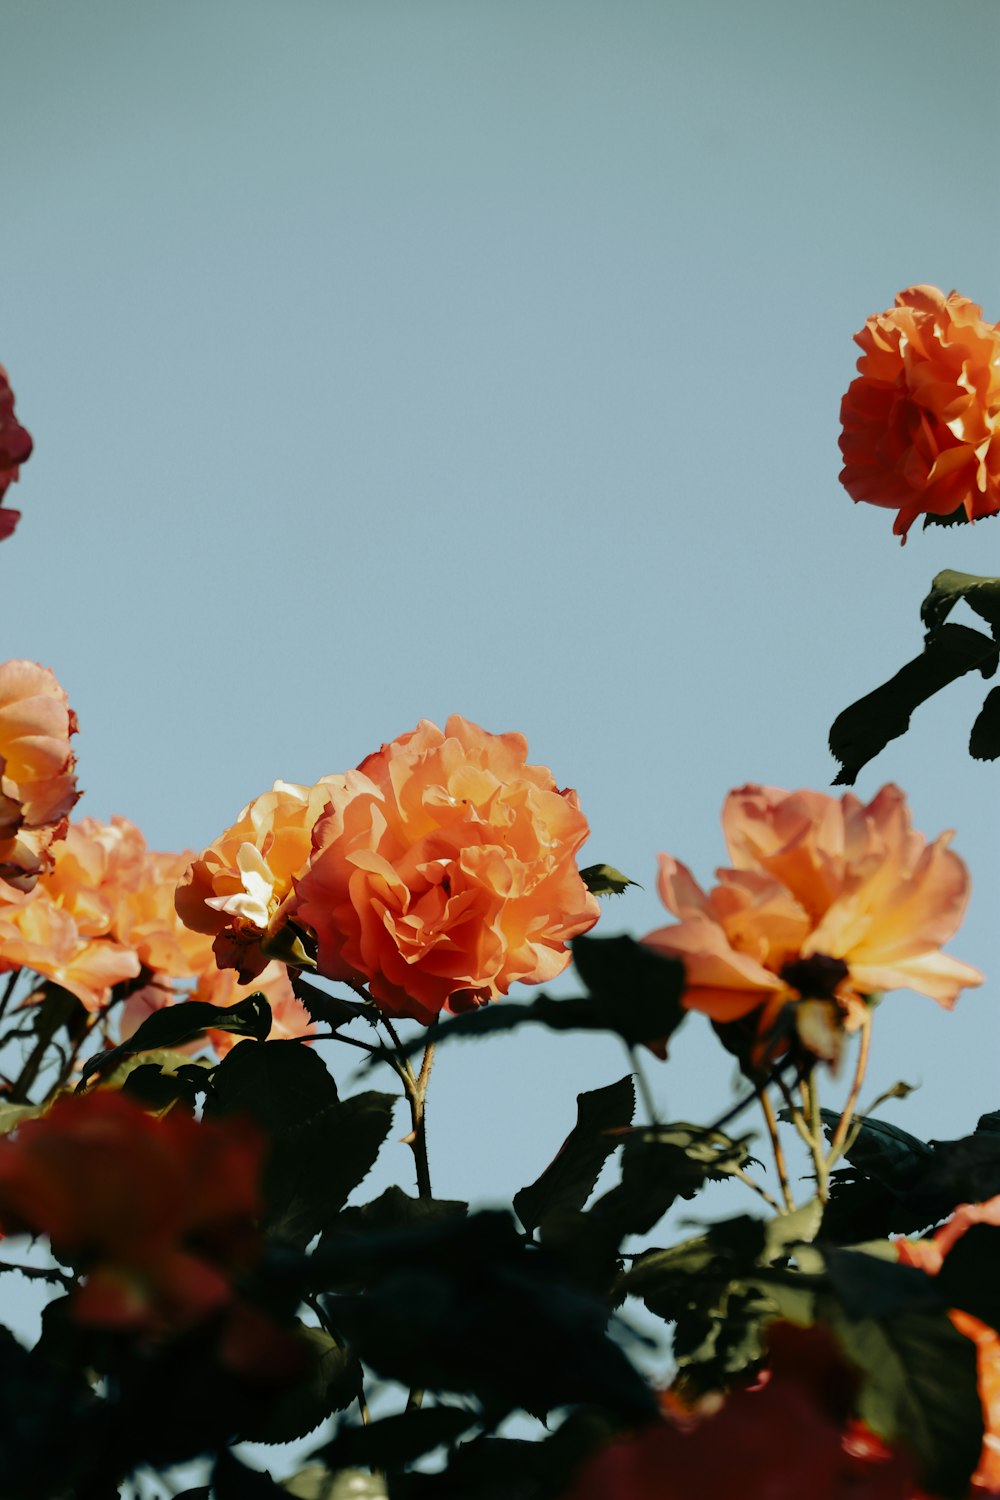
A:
[[0, 364, 32, 541], [0, 660, 79, 889], [642, 783, 982, 1065], [0, 1090, 263, 1332], [178, 715, 601, 1023], [0, 813, 311, 1049], [839, 285, 1000, 541]]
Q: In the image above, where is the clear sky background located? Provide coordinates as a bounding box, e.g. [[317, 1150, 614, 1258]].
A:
[[2, 0, 1000, 1306]]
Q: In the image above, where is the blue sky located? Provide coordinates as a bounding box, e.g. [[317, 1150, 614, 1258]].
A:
[[2, 0, 1000, 1231]]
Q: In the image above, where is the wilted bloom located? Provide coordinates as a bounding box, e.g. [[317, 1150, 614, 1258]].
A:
[[175, 778, 345, 983], [294, 716, 600, 1023], [898, 1199, 1000, 1492], [839, 286, 1000, 541], [561, 1323, 912, 1500], [0, 1090, 263, 1332], [0, 364, 32, 540], [0, 660, 79, 887], [642, 784, 982, 1065]]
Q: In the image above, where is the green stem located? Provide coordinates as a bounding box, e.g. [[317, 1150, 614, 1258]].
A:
[[802, 1071, 829, 1202], [760, 1089, 796, 1213]]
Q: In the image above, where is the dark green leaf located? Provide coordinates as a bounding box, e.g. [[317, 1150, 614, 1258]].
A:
[[819, 1109, 931, 1184], [206, 1036, 339, 1128], [237, 1326, 362, 1445], [826, 1304, 982, 1499], [762, 1198, 822, 1263], [921, 568, 1000, 638], [922, 504, 976, 531], [570, 934, 686, 1049], [514, 1076, 635, 1234], [371, 938, 685, 1064], [579, 864, 640, 897], [828, 622, 998, 785], [970, 684, 1000, 759], [319, 1406, 479, 1472], [213, 1449, 287, 1498], [319, 1187, 468, 1291], [81, 995, 272, 1083], [618, 1215, 768, 1322], [292, 975, 372, 1028], [324, 1211, 658, 1422], [821, 1246, 944, 1319], [937, 1223, 1000, 1333]]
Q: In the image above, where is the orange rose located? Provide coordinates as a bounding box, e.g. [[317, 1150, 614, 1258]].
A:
[[0, 660, 79, 887], [175, 777, 345, 982], [293, 716, 600, 1023], [0, 1090, 263, 1332], [839, 286, 1000, 541], [642, 784, 981, 1064], [0, 880, 140, 1011], [0, 364, 32, 540], [897, 1199, 1000, 1493]]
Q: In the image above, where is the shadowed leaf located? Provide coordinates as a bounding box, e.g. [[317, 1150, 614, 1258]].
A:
[[921, 569, 1000, 637], [579, 864, 640, 897], [824, 1302, 981, 1499], [237, 1326, 362, 1445], [970, 684, 1000, 760], [829, 622, 998, 785], [318, 1406, 479, 1473], [369, 938, 685, 1064], [514, 1076, 635, 1234], [80, 995, 272, 1083]]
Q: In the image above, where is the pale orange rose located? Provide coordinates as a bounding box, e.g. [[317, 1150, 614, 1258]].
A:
[[0, 817, 214, 1012], [175, 777, 345, 982], [293, 716, 600, 1024], [0, 660, 79, 887], [642, 784, 981, 1064], [0, 364, 32, 540], [0, 882, 140, 1011], [839, 285, 1000, 541]]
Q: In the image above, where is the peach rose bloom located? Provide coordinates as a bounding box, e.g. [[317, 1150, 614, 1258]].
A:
[[0, 815, 255, 1014], [0, 364, 32, 540], [0, 882, 140, 1011], [0, 660, 79, 887], [642, 784, 981, 1062], [293, 716, 600, 1024], [175, 777, 345, 982], [898, 1200, 1000, 1492], [839, 285, 1000, 541]]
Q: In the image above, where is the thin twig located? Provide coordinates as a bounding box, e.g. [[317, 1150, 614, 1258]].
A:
[[773, 1070, 815, 1149], [0, 1258, 73, 1286], [825, 1010, 873, 1172], [801, 1070, 829, 1202], [733, 1165, 783, 1214], [760, 1089, 796, 1212], [0, 970, 19, 1027]]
